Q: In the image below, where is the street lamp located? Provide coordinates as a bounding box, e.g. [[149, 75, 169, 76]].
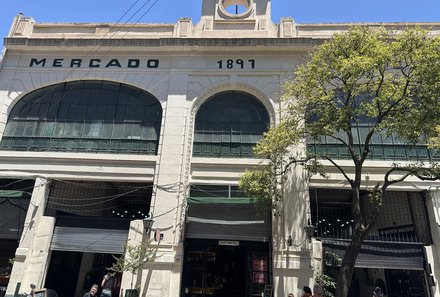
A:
[[304, 223, 315, 243], [143, 213, 154, 234]]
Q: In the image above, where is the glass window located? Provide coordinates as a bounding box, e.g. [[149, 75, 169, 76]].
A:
[[306, 122, 433, 162], [1, 80, 162, 154], [193, 91, 269, 158]]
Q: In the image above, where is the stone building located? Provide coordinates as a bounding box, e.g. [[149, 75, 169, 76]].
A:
[[1, 0, 440, 297]]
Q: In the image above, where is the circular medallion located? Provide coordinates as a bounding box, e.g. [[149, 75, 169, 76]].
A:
[[218, 0, 254, 19]]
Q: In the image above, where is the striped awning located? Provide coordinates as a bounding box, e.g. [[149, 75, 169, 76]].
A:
[[0, 190, 25, 198], [51, 226, 128, 254], [322, 239, 425, 270], [186, 197, 271, 242]]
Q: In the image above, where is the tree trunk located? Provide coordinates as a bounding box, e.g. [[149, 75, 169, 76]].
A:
[[334, 230, 368, 297], [334, 168, 368, 297]]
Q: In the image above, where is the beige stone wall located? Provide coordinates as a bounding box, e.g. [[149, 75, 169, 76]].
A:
[[2, 1, 440, 297]]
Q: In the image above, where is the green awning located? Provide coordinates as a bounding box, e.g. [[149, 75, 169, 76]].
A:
[[0, 190, 25, 198], [187, 197, 255, 205]]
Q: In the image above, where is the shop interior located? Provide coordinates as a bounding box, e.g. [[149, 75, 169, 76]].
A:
[[0, 179, 34, 297], [324, 267, 429, 297], [182, 239, 270, 297], [45, 252, 121, 297]]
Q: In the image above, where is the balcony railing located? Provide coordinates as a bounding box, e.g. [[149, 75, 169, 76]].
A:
[[315, 222, 423, 243], [306, 124, 440, 162], [0, 136, 158, 155]]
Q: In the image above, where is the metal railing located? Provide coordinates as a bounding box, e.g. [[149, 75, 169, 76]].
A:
[[315, 221, 423, 243]]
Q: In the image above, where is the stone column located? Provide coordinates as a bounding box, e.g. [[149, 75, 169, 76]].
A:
[[144, 72, 189, 297], [6, 177, 52, 296], [273, 166, 314, 297], [424, 189, 440, 297]]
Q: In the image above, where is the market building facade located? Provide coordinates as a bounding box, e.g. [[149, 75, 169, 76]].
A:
[[1, 1, 440, 297]]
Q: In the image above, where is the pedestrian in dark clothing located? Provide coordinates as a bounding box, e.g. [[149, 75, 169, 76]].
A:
[[302, 286, 312, 297], [101, 272, 115, 297]]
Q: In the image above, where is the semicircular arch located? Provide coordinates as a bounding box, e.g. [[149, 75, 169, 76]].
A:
[[6, 78, 164, 115], [1, 80, 162, 155], [190, 82, 276, 125], [189, 83, 275, 158]]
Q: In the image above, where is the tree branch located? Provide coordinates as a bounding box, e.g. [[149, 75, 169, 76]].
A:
[[322, 156, 353, 186]]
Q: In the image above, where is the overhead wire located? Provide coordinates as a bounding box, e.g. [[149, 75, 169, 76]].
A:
[[45, 181, 181, 206], [33, 0, 162, 121], [16, 0, 146, 115], [15, 0, 161, 120], [1, 0, 180, 220]]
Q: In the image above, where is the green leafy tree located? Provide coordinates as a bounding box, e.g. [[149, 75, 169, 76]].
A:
[[109, 240, 158, 295], [240, 27, 440, 297], [315, 273, 337, 297], [430, 126, 440, 148]]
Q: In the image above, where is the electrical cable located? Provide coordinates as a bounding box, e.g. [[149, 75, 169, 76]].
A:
[[33, 0, 163, 121], [16, 0, 155, 116], [45, 181, 181, 202], [45, 182, 181, 206]]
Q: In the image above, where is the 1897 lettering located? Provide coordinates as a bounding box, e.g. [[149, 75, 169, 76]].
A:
[[217, 59, 255, 69]]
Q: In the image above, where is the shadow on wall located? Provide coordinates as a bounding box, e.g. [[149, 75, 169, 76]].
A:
[[275, 150, 314, 297], [274, 260, 314, 297], [283, 151, 310, 244], [140, 269, 153, 297]]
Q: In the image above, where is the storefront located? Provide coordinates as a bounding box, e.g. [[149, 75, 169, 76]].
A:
[[42, 180, 152, 297], [322, 237, 430, 296], [0, 179, 34, 297], [314, 189, 433, 297], [45, 251, 121, 297], [182, 239, 270, 297], [182, 185, 272, 297]]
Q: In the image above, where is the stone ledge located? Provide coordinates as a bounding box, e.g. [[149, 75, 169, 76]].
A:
[[4, 37, 324, 48]]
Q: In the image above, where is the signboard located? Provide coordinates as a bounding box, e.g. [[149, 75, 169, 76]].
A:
[[263, 285, 273, 297], [253, 259, 267, 272], [218, 240, 239, 246], [253, 272, 267, 284]]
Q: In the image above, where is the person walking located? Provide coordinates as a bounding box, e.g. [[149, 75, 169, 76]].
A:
[[313, 284, 323, 297], [83, 284, 99, 297], [301, 286, 312, 297], [100, 272, 115, 297]]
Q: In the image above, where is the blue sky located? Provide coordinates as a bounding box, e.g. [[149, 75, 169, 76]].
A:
[[1, 0, 440, 46]]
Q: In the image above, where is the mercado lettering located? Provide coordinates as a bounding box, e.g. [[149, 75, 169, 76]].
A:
[[29, 58, 160, 68]]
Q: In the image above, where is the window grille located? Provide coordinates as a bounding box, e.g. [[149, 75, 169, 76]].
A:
[[307, 124, 439, 161], [310, 188, 431, 244], [0, 81, 162, 155], [189, 184, 248, 198], [45, 181, 152, 221], [0, 179, 34, 240], [193, 92, 269, 158]]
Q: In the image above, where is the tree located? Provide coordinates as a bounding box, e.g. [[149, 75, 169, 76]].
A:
[[240, 27, 440, 297], [109, 239, 159, 296], [429, 126, 440, 148]]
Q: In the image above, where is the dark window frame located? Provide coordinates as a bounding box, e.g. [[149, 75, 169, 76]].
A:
[[193, 91, 269, 158], [1, 80, 162, 155]]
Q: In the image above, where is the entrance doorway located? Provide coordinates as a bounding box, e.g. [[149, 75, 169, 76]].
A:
[[45, 252, 121, 297], [386, 270, 427, 297], [182, 239, 270, 297], [45, 251, 82, 297]]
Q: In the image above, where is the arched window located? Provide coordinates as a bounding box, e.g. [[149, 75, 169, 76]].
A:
[[0, 81, 162, 154], [193, 91, 269, 158]]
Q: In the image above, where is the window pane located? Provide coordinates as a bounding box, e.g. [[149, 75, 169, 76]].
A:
[[193, 92, 269, 158], [1, 81, 161, 154], [23, 121, 37, 136], [3, 121, 17, 136]]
